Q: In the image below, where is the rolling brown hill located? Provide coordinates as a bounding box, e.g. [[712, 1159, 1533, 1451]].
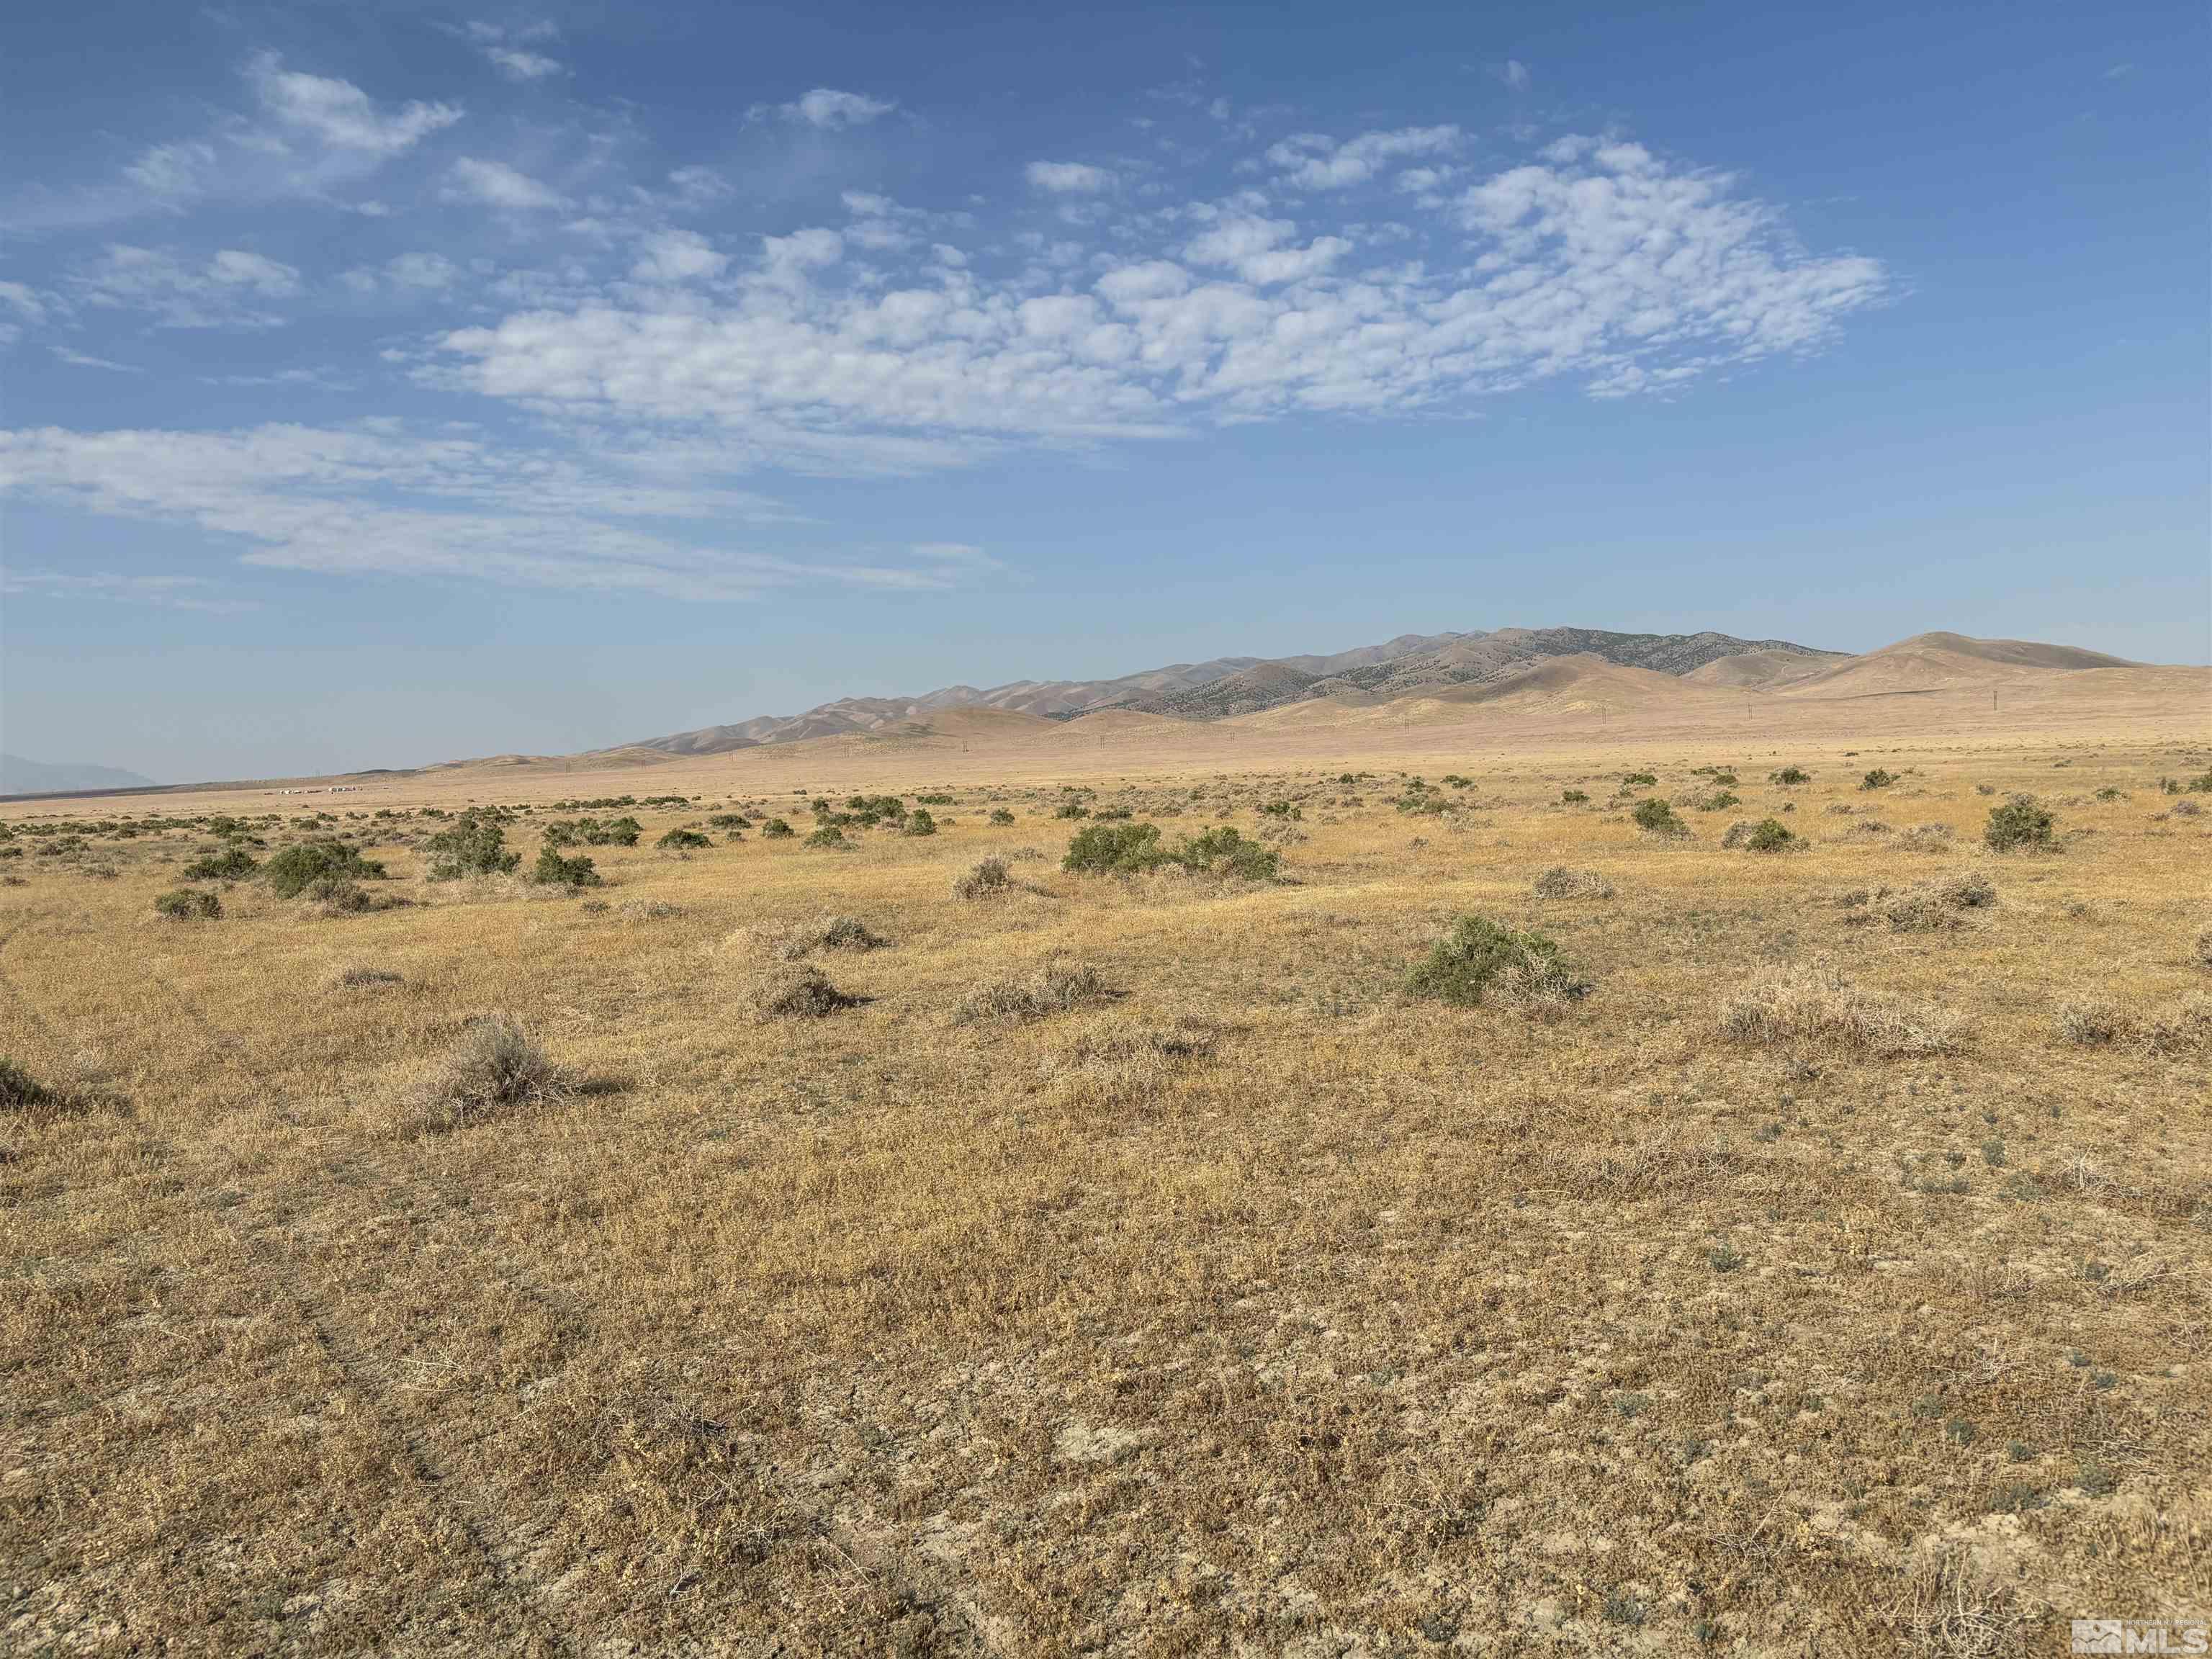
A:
[[626, 625, 1840, 754], [1771, 631, 2144, 698]]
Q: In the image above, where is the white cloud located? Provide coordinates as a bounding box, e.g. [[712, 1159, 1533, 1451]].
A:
[[19, 55, 467, 228], [667, 166, 730, 206], [1497, 60, 1532, 91], [347, 252, 461, 295], [462, 19, 564, 81], [1183, 215, 1287, 267], [631, 230, 728, 284], [1266, 125, 1460, 190], [51, 346, 143, 373], [71, 245, 302, 328], [125, 141, 220, 202], [0, 423, 992, 602], [13, 112, 1887, 604], [487, 47, 563, 81], [441, 157, 565, 210], [248, 53, 462, 156], [1094, 261, 1190, 305], [780, 89, 895, 130], [1025, 161, 1116, 194], [431, 134, 1882, 451], [1236, 236, 1349, 286], [0, 282, 48, 346], [207, 249, 302, 295], [387, 251, 460, 289]]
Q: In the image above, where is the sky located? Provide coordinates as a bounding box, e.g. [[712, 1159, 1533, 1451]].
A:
[[1, 0, 2205, 782]]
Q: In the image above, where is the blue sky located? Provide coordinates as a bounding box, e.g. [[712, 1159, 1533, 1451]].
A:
[[2, 0, 2204, 781]]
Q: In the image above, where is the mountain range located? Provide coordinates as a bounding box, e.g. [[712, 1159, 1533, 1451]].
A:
[[0, 753, 157, 796], [621, 625, 1850, 756]]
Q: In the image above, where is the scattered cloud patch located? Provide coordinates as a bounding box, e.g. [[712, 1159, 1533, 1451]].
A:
[[51, 346, 144, 372], [441, 157, 565, 210], [71, 244, 302, 328], [248, 52, 462, 156], [667, 166, 731, 207], [125, 141, 220, 202], [464, 19, 564, 80], [9, 71, 1891, 606], [388, 251, 461, 289], [431, 133, 1883, 457], [0, 423, 995, 602], [778, 89, 895, 130], [0, 282, 48, 345], [345, 252, 462, 295], [1026, 161, 1116, 194], [1266, 125, 1459, 190], [631, 230, 728, 284], [487, 47, 562, 81]]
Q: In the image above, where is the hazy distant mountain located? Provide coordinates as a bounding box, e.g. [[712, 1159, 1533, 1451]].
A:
[[624, 626, 1840, 755], [0, 752, 157, 796]]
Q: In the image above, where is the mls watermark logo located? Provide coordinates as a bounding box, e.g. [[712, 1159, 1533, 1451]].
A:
[[2072, 1619, 2211, 1655]]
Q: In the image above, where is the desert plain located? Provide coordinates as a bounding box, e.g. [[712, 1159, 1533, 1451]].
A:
[[2, 638, 2208, 1656]]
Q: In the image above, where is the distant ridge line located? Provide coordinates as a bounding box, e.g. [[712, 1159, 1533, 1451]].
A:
[[624, 624, 1845, 756]]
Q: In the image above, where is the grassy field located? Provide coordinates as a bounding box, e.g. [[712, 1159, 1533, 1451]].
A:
[[3, 734, 2208, 1655]]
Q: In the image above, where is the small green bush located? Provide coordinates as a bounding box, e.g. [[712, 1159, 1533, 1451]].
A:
[[1770, 766, 1811, 786], [1632, 799, 1684, 836], [1064, 822, 1166, 873], [547, 815, 642, 848], [988, 808, 1016, 826], [1054, 801, 1091, 820], [1561, 789, 1589, 804], [0, 1057, 56, 1114], [532, 845, 602, 887], [657, 828, 711, 851], [804, 826, 847, 850], [1405, 916, 1588, 1010], [155, 888, 222, 920], [815, 915, 886, 951], [266, 839, 387, 898], [1861, 768, 1897, 791], [762, 818, 794, 838], [308, 876, 382, 913], [1176, 825, 1279, 880], [1745, 818, 1796, 852], [902, 809, 938, 837], [1693, 791, 1740, 811], [1622, 770, 1657, 787], [1061, 822, 1278, 880], [183, 848, 258, 881], [1984, 796, 2056, 853], [423, 816, 520, 881], [842, 794, 907, 827]]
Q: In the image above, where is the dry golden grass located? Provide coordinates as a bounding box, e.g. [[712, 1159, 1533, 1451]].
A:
[[2, 729, 2208, 1655]]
